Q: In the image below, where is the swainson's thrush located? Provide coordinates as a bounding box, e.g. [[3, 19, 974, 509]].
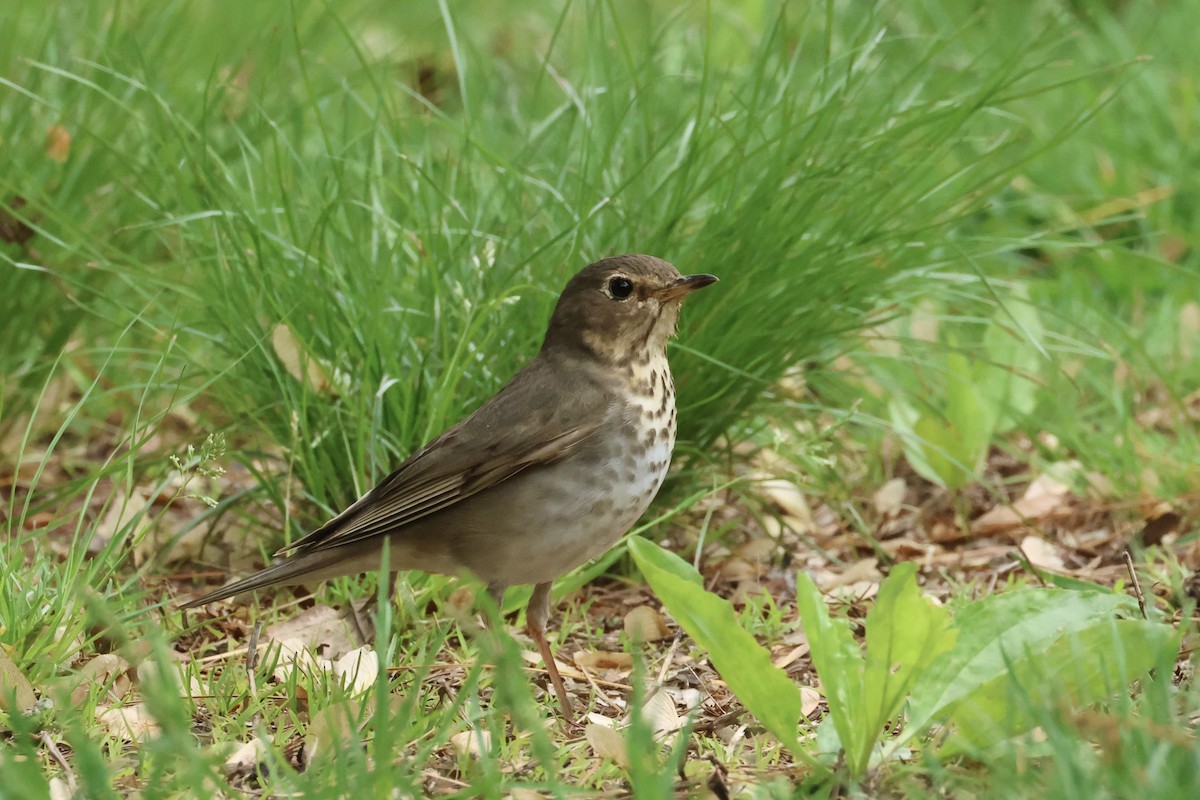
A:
[[181, 254, 717, 717]]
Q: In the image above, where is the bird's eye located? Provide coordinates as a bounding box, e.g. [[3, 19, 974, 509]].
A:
[[608, 276, 634, 300]]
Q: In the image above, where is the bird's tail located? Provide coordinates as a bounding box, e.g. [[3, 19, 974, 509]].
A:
[[178, 547, 351, 608]]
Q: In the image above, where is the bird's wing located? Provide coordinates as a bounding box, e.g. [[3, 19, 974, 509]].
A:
[[278, 357, 611, 555]]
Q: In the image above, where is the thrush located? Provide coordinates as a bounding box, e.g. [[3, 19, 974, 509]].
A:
[[180, 254, 717, 717]]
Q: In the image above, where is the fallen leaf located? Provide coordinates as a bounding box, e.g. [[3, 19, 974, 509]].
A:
[[638, 689, 682, 737], [574, 651, 634, 671], [224, 736, 271, 777], [771, 643, 810, 670], [92, 489, 150, 556], [818, 558, 880, 590], [873, 478, 907, 517], [303, 700, 360, 766], [45, 125, 71, 162], [48, 778, 71, 800], [443, 585, 476, 620], [0, 648, 36, 713], [264, 604, 362, 661], [623, 605, 671, 642], [271, 637, 326, 685], [70, 653, 132, 705], [800, 686, 822, 717], [1020, 535, 1066, 573], [450, 729, 493, 759], [507, 789, 548, 800], [973, 474, 1073, 536], [332, 646, 379, 695], [271, 324, 333, 395], [585, 722, 628, 768], [96, 703, 159, 741], [759, 478, 814, 530], [135, 659, 205, 701], [736, 538, 776, 562]]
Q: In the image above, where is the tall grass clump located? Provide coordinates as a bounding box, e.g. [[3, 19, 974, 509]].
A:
[[4, 0, 1108, 523]]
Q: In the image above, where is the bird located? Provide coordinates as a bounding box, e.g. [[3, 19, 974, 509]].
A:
[[180, 254, 718, 718]]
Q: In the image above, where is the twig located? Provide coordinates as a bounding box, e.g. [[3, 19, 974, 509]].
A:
[[691, 706, 748, 734], [577, 664, 623, 712], [41, 732, 76, 791], [246, 620, 263, 698], [1123, 549, 1148, 620]]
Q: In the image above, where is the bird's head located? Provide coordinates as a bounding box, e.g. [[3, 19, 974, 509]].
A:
[[543, 254, 718, 365]]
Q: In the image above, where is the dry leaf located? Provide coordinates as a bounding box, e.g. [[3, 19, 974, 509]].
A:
[[772, 643, 810, 670], [444, 585, 476, 620], [271, 324, 333, 395], [507, 790, 548, 800], [264, 604, 362, 660], [70, 653, 132, 705], [45, 125, 71, 162], [224, 736, 271, 777], [585, 722, 628, 767], [136, 659, 205, 701], [92, 489, 150, 556], [638, 689, 682, 737], [574, 651, 634, 671], [818, 558, 880, 590], [1021, 535, 1066, 573], [48, 778, 71, 800], [800, 686, 822, 717], [304, 700, 360, 766], [759, 478, 814, 530], [450, 729, 493, 759], [973, 474, 1072, 536], [873, 478, 907, 517], [0, 648, 36, 713], [332, 646, 379, 695], [623, 605, 671, 642], [270, 637, 322, 683], [96, 703, 159, 741]]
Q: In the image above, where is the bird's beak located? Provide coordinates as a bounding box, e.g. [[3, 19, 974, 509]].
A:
[[658, 273, 719, 302]]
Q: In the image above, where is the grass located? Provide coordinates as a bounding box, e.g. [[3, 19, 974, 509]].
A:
[[1, 0, 1197, 796]]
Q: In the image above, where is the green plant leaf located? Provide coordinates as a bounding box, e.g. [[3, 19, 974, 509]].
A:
[[861, 564, 956, 758], [888, 398, 945, 488], [945, 618, 1177, 753], [888, 351, 995, 490], [628, 538, 810, 763], [797, 564, 955, 776], [795, 571, 868, 769], [898, 588, 1135, 752], [978, 293, 1045, 432]]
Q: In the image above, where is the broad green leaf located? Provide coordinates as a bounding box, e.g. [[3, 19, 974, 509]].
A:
[[626, 536, 704, 587], [888, 398, 944, 488], [898, 588, 1134, 751], [941, 351, 996, 484], [795, 571, 867, 770], [860, 563, 956, 765], [888, 352, 994, 490], [628, 538, 809, 762], [979, 297, 1045, 432], [798, 565, 955, 776], [946, 618, 1177, 753]]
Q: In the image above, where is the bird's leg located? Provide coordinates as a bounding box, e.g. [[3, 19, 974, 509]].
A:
[[484, 582, 506, 630], [526, 581, 574, 719]]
